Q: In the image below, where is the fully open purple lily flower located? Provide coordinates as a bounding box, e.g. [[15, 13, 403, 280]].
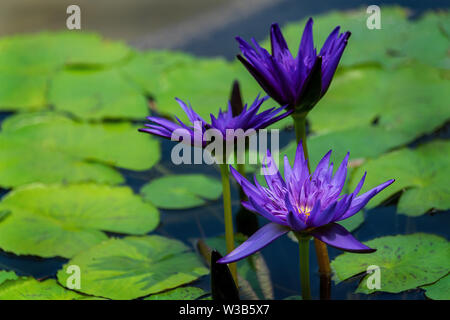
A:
[[236, 18, 351, 112], [218, 142, 394, 264], [139, 95, 292, 147]]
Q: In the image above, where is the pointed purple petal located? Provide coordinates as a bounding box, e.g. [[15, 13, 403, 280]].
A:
[[311, 223, 375, 253], [217, 223, 290, 264], [337, 179, 395, 221]]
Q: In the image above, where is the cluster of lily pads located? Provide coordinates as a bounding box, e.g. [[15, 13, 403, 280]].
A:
[[0, 6, 448, 300]]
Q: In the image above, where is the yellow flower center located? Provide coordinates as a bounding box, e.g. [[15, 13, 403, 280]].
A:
[[297, 205, 312, 217]]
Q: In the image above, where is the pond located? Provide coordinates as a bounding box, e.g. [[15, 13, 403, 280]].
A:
[[0, 0, 448, 301]]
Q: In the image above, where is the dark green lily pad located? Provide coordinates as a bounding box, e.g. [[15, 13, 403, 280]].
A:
[[144, 286, 206, 300], [349, 140, 450, 216], [57, 235, 209, 300], [48, 69, 149, 120], [422, 275, 450, 300], [0, 183, 159, 258], [331, 233, 450, 294], [0, 277, 97, 300], [398, 11, 450, 69], [140, 174, 222, 209]]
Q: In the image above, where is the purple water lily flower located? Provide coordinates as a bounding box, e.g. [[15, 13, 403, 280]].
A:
[[236, 18, 351, 112], [139, 95, 292, 146], [218, 142, 394, 264]]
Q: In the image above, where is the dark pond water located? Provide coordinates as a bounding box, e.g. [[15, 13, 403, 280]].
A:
[[0, 0, 449, 300]]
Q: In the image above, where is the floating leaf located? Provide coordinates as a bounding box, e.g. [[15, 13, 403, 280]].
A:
[[140, 174, 222, 209], [0, 112, 160, 188], [0, 183, 159, 258], [144, 286, 206, 300], [57, 235, 209, 300], [48, 69, 149, 120], [349, 140, 450, 216], [0, 270, 18, 286], [0, 71, 48, 111], [398, 11, 450, 69], [0, 32, 131, 74], [331, 233, 450, 294], [308, 67, 387, 134], [281, 126, 410, 173], [0, 277, 95, 300], [309, 64, 450, 137], [422, 275, 450, 300], [122, 52, 262, 123], [0, 32, 131, 111], [0, 136, 123, 188]]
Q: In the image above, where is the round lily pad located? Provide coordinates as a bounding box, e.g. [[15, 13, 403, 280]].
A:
[[48, 68, 149, 120], [0, 112, 160, 187], [349, 140, 450, 216], [57, 235, 209, 300], [140, 174, 222, 209], [0, 183, 160, 258], [331, 233, 450, 294]]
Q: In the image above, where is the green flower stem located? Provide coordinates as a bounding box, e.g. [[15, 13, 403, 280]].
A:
[[219, 163, 238, 286], [292, 113, 332, 277], [295, 233, 312, 300]]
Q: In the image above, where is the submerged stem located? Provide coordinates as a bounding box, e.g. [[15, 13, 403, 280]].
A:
[[219, 163, 238, 286], [295, 233, 311, 300], [292, 113, 332, 278]]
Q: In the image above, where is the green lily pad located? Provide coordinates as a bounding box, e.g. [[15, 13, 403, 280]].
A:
[[0, 32, 131, 112], [281, 126, 410, 173], [0, 32, 131, 74], [0, 271, 18, 286], [122, 52, 263, 123], [57, 235, 209, 300], [331, 233, 450, 294], [422, 275, 450, 300], [144, 286, 206, 300], [48, 68, 149, 120], [0, 183, 159, 258], [309, 64, 450, 138], [0, 110, 162, 188], [140, 174, 222, 209], [349, 140, 450, 216], [398, 11, 450, 69], [0, 135, 123, 188], [0, 71, 48, 111], [0, 277, 96, 300], [308, 67, 387, 134]]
